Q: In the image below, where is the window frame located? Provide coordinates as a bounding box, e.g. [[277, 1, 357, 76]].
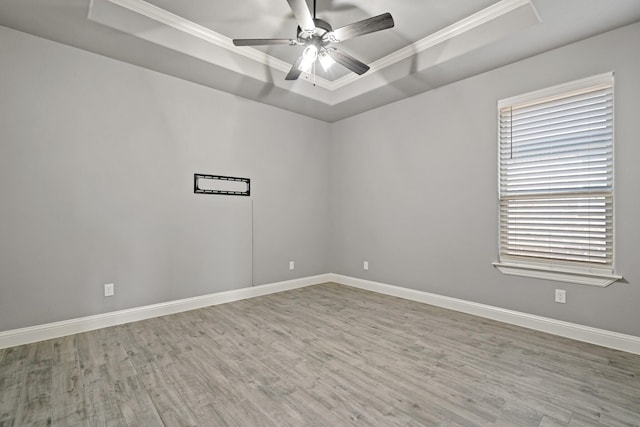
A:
[[493, 72, 621, 287]]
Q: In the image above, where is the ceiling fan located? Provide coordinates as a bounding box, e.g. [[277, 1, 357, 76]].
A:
[[232, 0, 395, 80]]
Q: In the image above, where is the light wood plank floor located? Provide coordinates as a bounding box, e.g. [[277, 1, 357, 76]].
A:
[[1, 283, 639, 426]]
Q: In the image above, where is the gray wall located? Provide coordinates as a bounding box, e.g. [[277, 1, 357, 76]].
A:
[[329, 22, 640, 337], [0, 27, 330, 331], [2, 22, 640, 337]]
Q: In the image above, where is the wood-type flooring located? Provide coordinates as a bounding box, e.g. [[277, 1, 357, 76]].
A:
[[1, 282, 639, 426]]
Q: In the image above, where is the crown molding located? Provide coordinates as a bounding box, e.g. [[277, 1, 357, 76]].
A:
[[95, 0, 535, 94], [97, 0, 334, 90], [326, 0, 536, 90]]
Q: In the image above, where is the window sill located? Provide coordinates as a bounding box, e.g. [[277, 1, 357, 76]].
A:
[[493, 262, 622, 287]]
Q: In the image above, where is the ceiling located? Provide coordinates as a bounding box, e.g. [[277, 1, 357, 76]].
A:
[[1, 0, 639, 122]]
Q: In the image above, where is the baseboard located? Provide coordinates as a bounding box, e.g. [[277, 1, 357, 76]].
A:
[[4, 273, 639, 355], [0, 274, 331, 349], [329, 273, 640, 355]]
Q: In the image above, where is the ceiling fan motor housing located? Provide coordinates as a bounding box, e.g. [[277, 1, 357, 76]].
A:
[[298, 18, 332, 46]]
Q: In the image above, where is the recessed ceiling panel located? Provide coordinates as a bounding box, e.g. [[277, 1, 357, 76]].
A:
[[145, 0, 498, 81]]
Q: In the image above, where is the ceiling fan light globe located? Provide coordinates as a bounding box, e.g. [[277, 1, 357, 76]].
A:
[[298, 44, 318, 72], [302, 45, 318, 62], [319, 51, 336, 71], [298, 57, 314, 73]]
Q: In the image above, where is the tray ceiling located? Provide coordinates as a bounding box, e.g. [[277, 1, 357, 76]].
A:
[[1, 0, 639, 121]]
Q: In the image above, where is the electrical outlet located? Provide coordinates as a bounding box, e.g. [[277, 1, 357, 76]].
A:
[[104, 283, 114, 297], [363, 261, 369, 270], [289, 261, 295, 270], [555, 289, 566, 304]]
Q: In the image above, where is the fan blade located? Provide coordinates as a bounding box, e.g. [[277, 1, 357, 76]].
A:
[[286, 0, 315, 33], [327, 12, 394, 42], [327, 49, 370, 75], [285, 57, 304, 80], [233, 39, 297, 46]]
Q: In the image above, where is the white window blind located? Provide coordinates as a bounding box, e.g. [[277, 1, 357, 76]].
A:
[[497, 73, 616, 281]]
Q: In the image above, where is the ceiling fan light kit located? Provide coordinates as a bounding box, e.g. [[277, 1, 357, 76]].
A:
[[318, 50, 336, 72], [232, 0, 394, 81]]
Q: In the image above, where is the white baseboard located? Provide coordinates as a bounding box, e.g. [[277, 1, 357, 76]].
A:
[[4, 273, 639, 355], [0, 274, 331, 349], [329, 273, 640, 355]]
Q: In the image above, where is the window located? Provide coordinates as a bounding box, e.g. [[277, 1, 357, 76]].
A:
[[494, 73, 621, 286]]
